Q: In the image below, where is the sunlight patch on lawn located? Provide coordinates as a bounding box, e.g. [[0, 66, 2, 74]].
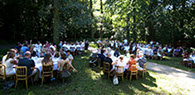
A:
[[85, 68, 101, 80]]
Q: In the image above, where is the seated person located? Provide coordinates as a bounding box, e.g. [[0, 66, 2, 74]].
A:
[[97, 49, 105, 67], [42, 53, 53, 65], [48, 47, 56, 58], [66, 50, 74, 65], [4, 51, 18, 76], [58, 53, 77, 72], [112, 55, 126, 73], [128, 54, 137, 71], [173, 47, 181, 57], [136, 54, 147, 69], [2, 49, 16, 64], [104, 53, 113, 70], [18, 51, 39, 81], [182, 51, 190, 66], [20, 44, 29, 56], [114, 49, 120, 57], [126, 50, 130, 58], [189, 51, 195, 65]]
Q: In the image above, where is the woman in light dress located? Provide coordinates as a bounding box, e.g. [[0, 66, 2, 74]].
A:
[[57, 53, 77, 72], [4, 51, 18, 75]]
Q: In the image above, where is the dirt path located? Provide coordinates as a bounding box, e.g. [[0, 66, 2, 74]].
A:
[[147, 62, 195, 94]]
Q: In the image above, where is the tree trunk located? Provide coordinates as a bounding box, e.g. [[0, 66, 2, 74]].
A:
[[100, 0, 103, 38], [126, 15, 130, 41], [53, 0, 60, 44], [89, 0, 94, 38]]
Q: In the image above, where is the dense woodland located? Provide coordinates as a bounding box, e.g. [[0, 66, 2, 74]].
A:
[[0, 0, 194, 47]]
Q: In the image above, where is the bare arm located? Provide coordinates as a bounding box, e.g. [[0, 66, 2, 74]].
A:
[[67, 61, 77, 71], [10, 59, 18, 65], [112, 61, 117, 65]]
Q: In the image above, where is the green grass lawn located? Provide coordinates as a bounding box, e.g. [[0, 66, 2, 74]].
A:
[[148, 56, 195, 72], [0, 52, 192, 95]]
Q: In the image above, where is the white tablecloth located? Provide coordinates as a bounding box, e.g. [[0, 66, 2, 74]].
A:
[[32, 57, 59, 78]]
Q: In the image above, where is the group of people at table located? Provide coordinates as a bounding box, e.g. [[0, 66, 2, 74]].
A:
[[1, 40, 90, 82], [95, 47, 147, 78], [97, 38, 195, 66]]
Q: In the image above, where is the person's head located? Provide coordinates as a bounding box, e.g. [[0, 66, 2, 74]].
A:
[[130, 54, 135, 60], [37, 41, 40, 44], [42, 53, 51, 64], [44, 53, 51, 60], [107, 53, 111, 58], [119, 55, 124, 61], [14, 48, 18, 54], [46, 41, 48, 44], [24, 44, 28, 47], [61, 53, 67, 60], [54, 52, 60, 58], [66, 50, 71, 55], [24, 51, 31, 58], [5, 51, 15, 61], [49, 47, 54, 53], [59, 48, 64, 53], [101, 49, 105, 55]]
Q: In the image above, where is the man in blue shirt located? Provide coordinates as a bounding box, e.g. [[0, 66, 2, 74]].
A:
[[20, 44, 29, 56], [18, 51, 39, 81]]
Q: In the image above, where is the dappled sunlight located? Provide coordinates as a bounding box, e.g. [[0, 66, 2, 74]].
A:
[[84, 68, 102, 80]]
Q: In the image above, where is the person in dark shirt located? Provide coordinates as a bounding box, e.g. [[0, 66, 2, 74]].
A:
[[114, 49, 120, 57], [136, 54, 147, 68], [104, 53, 113, 70], [18, 51, 39, 81], [98, 49, 105, 67], [85, 40, 89, 50]]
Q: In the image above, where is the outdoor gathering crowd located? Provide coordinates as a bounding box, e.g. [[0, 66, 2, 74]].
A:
[[0, 40, 89, 88], [96, 38, 195, 66], [90, 38, 195, 82], [0, 38, 195, 88]]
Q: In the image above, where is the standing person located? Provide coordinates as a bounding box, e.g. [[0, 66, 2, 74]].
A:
[[18, 51, 39, 81], [45, 41, 50, 49], [59, 41, 63, 49], [4, 51, 18, 76], [97, 38, 102, 48], [35, 41, 42, 50], [85, 40, 89, 51]]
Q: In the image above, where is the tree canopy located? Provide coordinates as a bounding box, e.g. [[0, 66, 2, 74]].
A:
[[0, 0, 194, 47]]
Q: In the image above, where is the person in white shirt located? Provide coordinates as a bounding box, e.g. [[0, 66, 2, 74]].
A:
[[124, 39, 128, 44], [35, 41, 42, 50], [4, 51, 18, 75], [112, 55, 127, 72], [2, 49, 16, 64]]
